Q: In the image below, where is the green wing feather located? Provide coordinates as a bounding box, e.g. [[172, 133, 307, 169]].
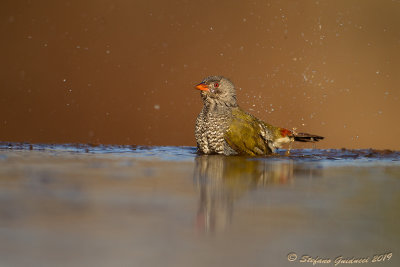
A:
[[224, 108, 273, 156]]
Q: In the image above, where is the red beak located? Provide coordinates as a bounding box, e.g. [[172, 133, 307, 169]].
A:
[[195, 83, 209, 91]]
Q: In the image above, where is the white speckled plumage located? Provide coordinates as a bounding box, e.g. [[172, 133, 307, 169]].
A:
[[195, 101, 237, 155]]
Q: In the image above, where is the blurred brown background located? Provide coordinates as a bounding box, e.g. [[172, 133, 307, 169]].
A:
[[1, 0, 399, 149]]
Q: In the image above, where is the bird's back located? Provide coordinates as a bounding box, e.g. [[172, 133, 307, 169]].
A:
[[224, 108, 274, 156]]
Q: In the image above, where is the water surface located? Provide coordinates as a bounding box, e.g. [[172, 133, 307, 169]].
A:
[[0, 143, 399, 267]]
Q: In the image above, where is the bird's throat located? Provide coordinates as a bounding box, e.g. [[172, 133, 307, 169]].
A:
[[203, 99, 236, 115]]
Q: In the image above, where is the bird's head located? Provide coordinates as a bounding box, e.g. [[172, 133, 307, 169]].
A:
[[195, 76, 237, 107]]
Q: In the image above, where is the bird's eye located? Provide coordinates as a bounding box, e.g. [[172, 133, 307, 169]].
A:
[[214, 83, 219, 87]]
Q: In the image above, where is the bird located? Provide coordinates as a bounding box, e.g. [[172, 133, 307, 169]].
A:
[[194, 75, 324, 156]]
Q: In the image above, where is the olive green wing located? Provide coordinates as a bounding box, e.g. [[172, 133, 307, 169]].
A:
[[224, 108, 273, 156]]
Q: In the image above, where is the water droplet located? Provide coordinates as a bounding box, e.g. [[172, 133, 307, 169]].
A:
[[105, 50, 111, 54], [154, 104, 160, 110]]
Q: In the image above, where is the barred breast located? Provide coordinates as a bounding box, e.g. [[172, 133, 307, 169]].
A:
[[195, 107, 236, 155]]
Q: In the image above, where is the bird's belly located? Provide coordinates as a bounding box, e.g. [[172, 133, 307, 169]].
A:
[[202, 129, 226, 154], [196, 115, 233, 155]]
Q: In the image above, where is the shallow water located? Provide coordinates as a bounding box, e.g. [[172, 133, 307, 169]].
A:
[[0, 143, 399, 267]]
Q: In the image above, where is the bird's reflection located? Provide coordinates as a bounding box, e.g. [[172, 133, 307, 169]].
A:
[[193, 155, 315, 233]]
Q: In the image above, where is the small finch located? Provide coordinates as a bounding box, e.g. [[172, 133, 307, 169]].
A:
[[194, 75, 324, 156]]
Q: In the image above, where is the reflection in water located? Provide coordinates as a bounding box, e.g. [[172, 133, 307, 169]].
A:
[[193, 155, 318, 233]]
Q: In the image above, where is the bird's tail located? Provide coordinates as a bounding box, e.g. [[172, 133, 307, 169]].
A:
[[293, 132, 324, 143]]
